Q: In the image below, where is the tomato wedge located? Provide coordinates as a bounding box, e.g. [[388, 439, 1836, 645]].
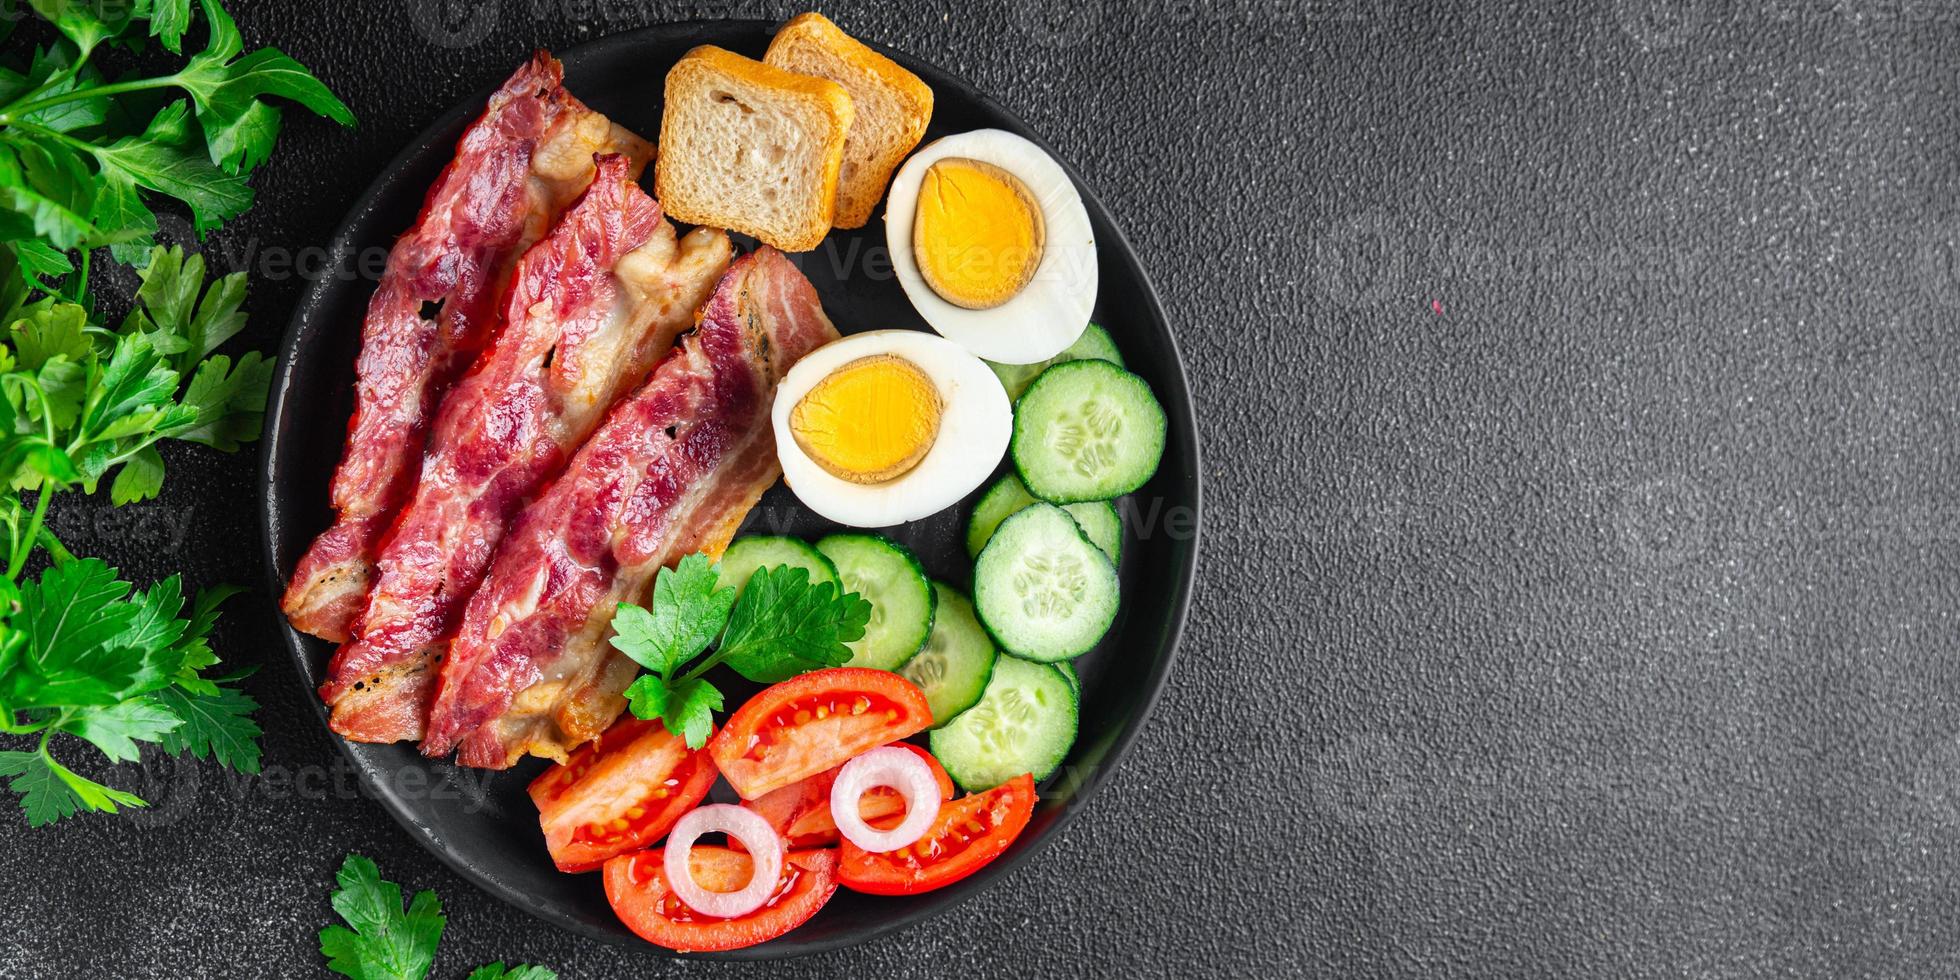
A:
[[603, 846, 839, 952], [745, 742, 955, 848], [837, 772, 1036, 896], [709, 668, 933, 799], [526, 716, 717, 872]]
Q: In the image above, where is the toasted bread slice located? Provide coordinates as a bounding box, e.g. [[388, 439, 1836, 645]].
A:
[[765, 13, 933, 229], [657, 45, 854, 252]]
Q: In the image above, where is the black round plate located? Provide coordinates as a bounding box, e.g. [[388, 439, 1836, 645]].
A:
[[259, 19, 1199, 959]]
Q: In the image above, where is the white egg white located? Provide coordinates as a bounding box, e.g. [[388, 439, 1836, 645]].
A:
[[773, 330, 1012, 528], [885, 129, 1098, 365]]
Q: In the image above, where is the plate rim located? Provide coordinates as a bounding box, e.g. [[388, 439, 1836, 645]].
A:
[[257, 17, 1202, 959]]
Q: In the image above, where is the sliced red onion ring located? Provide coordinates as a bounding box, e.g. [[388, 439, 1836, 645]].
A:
[[662, 804, 783, 919], [830, 745, 943, 853]]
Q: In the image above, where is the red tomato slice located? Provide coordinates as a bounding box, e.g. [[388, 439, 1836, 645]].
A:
[[709, 668, 933, 799], [526, 716, 717, 873], [603, 846, 839, 952], [837, 773, 1037, 896], [745, 743, 955, 848]]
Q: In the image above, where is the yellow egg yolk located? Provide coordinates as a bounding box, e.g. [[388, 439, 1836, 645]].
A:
[[913, 158, 1046, 310], [790, 355, 944, 485]]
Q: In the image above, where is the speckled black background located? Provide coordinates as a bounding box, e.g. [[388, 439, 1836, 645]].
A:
[[4, 0, 1960, 976]]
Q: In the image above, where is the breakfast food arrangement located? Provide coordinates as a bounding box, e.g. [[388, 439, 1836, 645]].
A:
[[280, 11, 1175, 954]]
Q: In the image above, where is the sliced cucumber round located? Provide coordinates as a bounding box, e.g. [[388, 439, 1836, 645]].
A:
[[899, 581, 999, 728], [965, 473, 1122, 563], [1012, 360, 1166, 504], [972, 503, 1118, 662], [987, 322, 1126, 403], [716, 536, 838, 595], [1061, 500, 1121, 565], [817, 533, 934, 671], [930, 655, 1077, 792]]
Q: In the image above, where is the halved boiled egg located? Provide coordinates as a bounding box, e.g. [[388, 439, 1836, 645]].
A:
[[886, 129, 1097, 365], [773, 330, 1011, 527]]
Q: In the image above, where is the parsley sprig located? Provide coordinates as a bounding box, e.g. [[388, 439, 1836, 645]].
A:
[[611, 554, 874, 748], [0, 0, 355, 262], [321, 854, 559, 980]]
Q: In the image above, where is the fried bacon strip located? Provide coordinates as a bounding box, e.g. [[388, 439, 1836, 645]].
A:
[[421, 249, 841, 768], [321, 158, 734, 744], [282, 53, 653, 643]]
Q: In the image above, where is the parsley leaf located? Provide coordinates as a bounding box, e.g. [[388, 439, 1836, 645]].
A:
[[319, 855, 445, 980], [9, 239, 70, 285], [24, 0, 126, 57], [466, 965, 559, 980], [90, 135, 253, 237], [10, 299, 89, 370], [143, 0, 195, 54], [58, 697, 183, 763], [608, 553, 735, 677], [2, 557, 144, 709], [0, 138, 99, 251], [0, 748, 145, 826], [314, 856, 558, 980], [616, 555, 874, 748], [717, 564, 872, 683], [0, 560, 262, 823], [150, 681, 261, 773], [624, 673, 723, 749], [173, 0, 356, 175]]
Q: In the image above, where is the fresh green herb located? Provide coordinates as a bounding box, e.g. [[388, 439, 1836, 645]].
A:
[[0, 0, 343, 825], [0, 558, 260, 825], [612, 554, 873, 748], [465, 967, 559, 980], [0, 0, 354, 264], [320, 855, 447, 980], [320, 854, 558, 980]]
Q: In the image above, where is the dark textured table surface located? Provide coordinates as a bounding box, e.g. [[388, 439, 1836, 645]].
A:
[[5, 0, 1960, 977]]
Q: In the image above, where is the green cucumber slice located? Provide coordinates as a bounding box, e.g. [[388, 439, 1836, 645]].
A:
[[716, 536, 838, 594], [1011, 360, 1166, 504], [930, 655, 1078, 791], [972, 503, 1118, 662], [987, 322, 1126, 403], [816, 533, 935, 671], [965, 473, 1122, 563], [899, 581, 999, 728]]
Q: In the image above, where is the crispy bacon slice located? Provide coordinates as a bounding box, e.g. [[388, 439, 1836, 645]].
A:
[[320, 158, 734, 744], [282, 53, 653, 643], [421, 249, 841, 768]]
